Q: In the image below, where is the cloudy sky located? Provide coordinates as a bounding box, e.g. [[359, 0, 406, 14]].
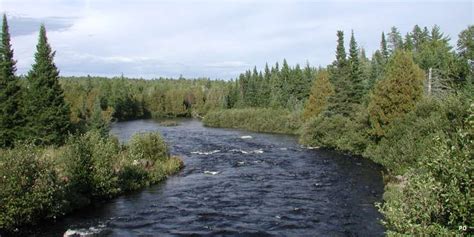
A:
[[1, 0, 472, 79]]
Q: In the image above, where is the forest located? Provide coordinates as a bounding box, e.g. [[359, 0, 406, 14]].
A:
[[0, 10, 472, 236]]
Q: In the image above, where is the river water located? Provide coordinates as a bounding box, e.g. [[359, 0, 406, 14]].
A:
[[39, 119, 385, 236]]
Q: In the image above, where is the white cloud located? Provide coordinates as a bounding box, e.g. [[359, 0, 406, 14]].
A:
[[2, 0, 472, 79]]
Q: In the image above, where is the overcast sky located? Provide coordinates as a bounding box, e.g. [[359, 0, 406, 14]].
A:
[[1, 0, 472, 79]]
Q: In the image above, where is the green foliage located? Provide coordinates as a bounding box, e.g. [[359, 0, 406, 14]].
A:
[[0, 145, 65, 231], [0, 131, 182, 232], [24, 25, 70, 146], [303, 70, 334, 120], [368, 50, 425, 136], [203, 108, 302, 135], [0, 14, 22, 148], [128, 132, 169, 162]]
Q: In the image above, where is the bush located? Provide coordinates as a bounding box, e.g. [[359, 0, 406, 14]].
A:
[[0, 130, 183, 233], [128, 132, 169, 162], [300, 108, 370, 155], [203, 108, 302, 134], [364, 96, 470, 174], [376, 97, 473, 235], [0, 145, 65, 231]]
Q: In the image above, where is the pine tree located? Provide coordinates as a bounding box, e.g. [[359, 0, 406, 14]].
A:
[[381, 32, 389, 60], [368, 50, 425, 137], [335, 30, 347, 69], [348, 30, 364, 104], [0, 14, 22, 147], [387, 26, 403, 53], [303, 70, 334, 120], [24, 25, 70, 145], [327, 30, 352, 116], [404, 33, 414, 51]]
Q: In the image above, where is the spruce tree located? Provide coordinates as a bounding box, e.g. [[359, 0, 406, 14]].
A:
[[335, 30, 347, 69], [303, 70, 334, 120], [381, 32, 389, 60], [387, 26, 403, 53], [368, 50, 425, 137], [348, 30, 364, 104], [0, 14, 22, 147], [327, 30, 352, 116], [24, 25, 70, 145]]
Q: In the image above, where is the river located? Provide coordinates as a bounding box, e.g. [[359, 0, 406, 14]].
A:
[[39, 119, 385, 236]]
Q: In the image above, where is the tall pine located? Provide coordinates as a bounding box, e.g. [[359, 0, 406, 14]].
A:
[[327, 30, 352, 116], [0, 14, 22, 147], [24, 25, 70, 145], [348, 30, 364, 104]]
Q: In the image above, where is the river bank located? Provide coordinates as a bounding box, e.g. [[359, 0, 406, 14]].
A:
[[0, 131, 183, 236], [32, 119, 385, 236]]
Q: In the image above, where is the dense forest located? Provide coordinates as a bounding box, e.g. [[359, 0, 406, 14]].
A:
[[0, 10, 472, 236]]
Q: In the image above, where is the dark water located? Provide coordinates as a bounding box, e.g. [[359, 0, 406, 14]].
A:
[[39, 119, 385, 236]]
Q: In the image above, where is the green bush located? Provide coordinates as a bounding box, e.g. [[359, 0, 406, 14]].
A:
[[128, 132, 169, 162], [299, 109, 370, 155], [203, 108, 302, 134], [0, 145, 65, 231], [0, 130, 183, 233], [364, 96, 470, 174]]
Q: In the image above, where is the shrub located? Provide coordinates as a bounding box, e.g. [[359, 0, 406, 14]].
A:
[[203, 108, 302, 134], [128, 132, 169, 162], [0, 145, 65, 231]]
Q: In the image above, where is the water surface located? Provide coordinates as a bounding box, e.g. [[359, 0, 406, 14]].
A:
[[40, 119, 385, 236]]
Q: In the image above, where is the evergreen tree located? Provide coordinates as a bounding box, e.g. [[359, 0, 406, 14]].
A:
[[87, 97, 110, 137], [303, 70, 334, 120], [348, 30, 364, 104], [387, 26, 403, 53], [335, 30, 347, 69], [457, 25, 474, 60], [327, 31, 352, 116], [381, 32, 389, 60], [404, 33, 414, 51], [368, 50, 425, 137], [24, 25, 70, 145], [0, 14, 22, 147]]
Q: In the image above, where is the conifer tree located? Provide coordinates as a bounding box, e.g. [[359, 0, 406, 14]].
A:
[[368, 50, 425, 137], [0, 14, 22, 147], [335, 30, 347, 69], [303, 70, 334, 120], [327, 31, 352, 116], [381, 32, 389, 60], [24, 25, 70, 145], [387, 26, 403, 53], [348, 30, 364, 104]]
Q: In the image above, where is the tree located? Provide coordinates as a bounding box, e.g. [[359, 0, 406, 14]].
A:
[[368, 51, 425, 137], [381, 32, 389, 60], [303, 70, 334, 120], [348, 30, 364, 104], [24, 25, 70, 145], [457, 25, 474, 60], [0, 14, 22, 147], [327, 31, 352, 116], [335, 30, 347, 69], [387, 26, 403, 53]]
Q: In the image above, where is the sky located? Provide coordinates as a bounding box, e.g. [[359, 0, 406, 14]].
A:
[[1, 0, 473, 79]]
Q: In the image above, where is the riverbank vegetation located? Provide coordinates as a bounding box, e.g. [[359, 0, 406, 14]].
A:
[[0, 11, 472, 235], [0, 15, 182, 234], [204, 26, 473, 235]]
